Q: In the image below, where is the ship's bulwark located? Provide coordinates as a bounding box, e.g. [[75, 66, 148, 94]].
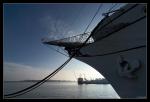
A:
[[75, 4, 146, 98]]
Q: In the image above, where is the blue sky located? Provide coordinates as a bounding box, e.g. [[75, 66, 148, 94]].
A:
[[3, 3, 126, 81]]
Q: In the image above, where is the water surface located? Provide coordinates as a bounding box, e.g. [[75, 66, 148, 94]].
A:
[[4, 82, 120, 99]]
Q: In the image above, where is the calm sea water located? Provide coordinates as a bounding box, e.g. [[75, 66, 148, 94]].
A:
[[4, 82, 120, 99]]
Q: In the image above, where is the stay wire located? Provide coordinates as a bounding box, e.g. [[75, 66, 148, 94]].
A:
[[83, 4, 103, 34], [78, 3, 103, 44], [48, 45, 69, 57], [108, 3, 118, 12], [45, 5, 103, 57], [4, 57, 72, 98]]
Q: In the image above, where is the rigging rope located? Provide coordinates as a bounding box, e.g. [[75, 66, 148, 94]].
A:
[[79, 14, 146, 57], [4, 4, 102, 98], [4, 57, 73, 98], [48, 45, 69, 57], [90, 4, 138, 42], [76, 4, 103, 49], [108, 3, 118, 12], [83, 4, 103, 34]]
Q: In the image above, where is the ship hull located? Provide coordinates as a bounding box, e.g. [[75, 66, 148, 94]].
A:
[[75, 47, 146, 98], [75, 4, 146, 98], [43, 4, 147, 98]]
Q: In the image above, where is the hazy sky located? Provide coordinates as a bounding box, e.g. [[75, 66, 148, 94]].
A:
[[3, 3, 126, 81]]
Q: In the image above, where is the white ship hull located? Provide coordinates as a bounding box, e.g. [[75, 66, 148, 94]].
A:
[[43, 3, 147, 98], [75, 4, 146, 98]]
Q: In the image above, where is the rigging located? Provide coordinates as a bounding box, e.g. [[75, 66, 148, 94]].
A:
[[4, 4, 102, 98]]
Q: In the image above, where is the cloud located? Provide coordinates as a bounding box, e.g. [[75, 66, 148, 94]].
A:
[[40, 16, 77, 40], [3, 62, 51, 81], [3, 62, 77, 81]]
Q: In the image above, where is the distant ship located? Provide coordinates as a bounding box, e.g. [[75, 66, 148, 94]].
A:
[[77, 77, 84, 84], [42, 4, 146, 98], [77, 77, 109, 85]]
